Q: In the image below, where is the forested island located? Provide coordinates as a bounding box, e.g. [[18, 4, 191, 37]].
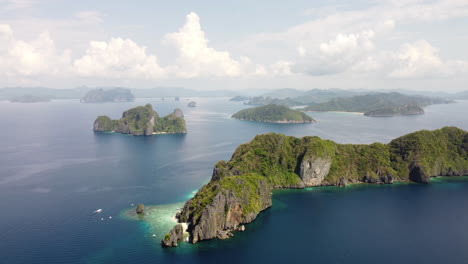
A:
[[162, 127, 468, 247], [364, 104, 424, 117], [232, 104, 315, 123], [10, 95, 51, 103], [302, 92, 453, 115], [81, 88, 135, 103], [93, 104, 186, 136]]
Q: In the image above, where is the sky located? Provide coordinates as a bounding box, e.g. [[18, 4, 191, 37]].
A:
[[0, 0, 468, 91]]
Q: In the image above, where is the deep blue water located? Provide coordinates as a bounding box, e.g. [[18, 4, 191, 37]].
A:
[[1, 98, 468, 264]]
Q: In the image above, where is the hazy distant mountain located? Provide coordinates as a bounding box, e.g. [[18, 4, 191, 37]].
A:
[[0, 87, 93, 100], [0, 87, 238, 100], [452, 91, 468, 100], [81, 88, 135, 103], [131, 87, 238, 97], [261, 88, 306, 98], [259, 88, 359, 104], [244, 96, 302, 107], [302, 92, 454, 112]]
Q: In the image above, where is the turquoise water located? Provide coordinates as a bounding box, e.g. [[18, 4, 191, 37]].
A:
[[0, 98, 468, 263]]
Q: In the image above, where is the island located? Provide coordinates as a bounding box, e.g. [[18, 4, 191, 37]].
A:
[[364, 104, 424, 117], [232, 104, 316, 123], [162, 127, 468, 247], [229, 96, 250, 101], [188, 101, 197, 107], [302, 92, 453, 114], [80, 88, 135, 103], [10, 95, 51, 103], [93, 104, 187, 136]]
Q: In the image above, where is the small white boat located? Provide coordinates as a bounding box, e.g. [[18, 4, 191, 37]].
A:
[[152, 234, 157, 238], [93, 209, 103, 214], [109, 216, 112, 219]]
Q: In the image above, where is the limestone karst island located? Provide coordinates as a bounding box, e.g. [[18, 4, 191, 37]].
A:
[[162, 127, 468, 247], [93, 104, 187, 136]]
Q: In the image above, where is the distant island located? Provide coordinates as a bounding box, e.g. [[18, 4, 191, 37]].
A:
[[81, 88, 135, 103], [162, 127, 468, 247], [302, 92, 453, 115], [10, 95, 51, 103], [244, 96, 302, 107], [230, 96, 250, 101], [93, 104, 186, 136], [232, 104, 315, 123], [187, 101, 196, 107], [364, 104, 424, 117]]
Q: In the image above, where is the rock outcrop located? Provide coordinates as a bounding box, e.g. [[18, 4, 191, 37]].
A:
[[173, 108, 184, 118], [136, 204, 145, 214], [161, 224, 184, 247]]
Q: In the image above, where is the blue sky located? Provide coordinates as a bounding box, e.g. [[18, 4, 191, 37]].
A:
[[1, 0, 468, 91]]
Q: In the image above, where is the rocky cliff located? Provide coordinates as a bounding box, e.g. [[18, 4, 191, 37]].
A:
[[164, 127, 468, 247], [93, 104, 187, 136]]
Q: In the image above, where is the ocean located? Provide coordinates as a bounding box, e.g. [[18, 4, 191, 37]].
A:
[[0, 98, 467, 264]]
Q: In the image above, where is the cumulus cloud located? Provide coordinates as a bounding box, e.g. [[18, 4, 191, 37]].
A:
[[163, 12, 255, 78], [291, 29, 379, 75], [0, 24, 71, 77], [390, 40, 468, 78], [73, 38, 166, 79]]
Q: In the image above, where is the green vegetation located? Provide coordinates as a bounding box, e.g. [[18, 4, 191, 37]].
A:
[[232, 104, 315, 123], [302, 92, 452, 113], [93, 104, 186, 135], [81, 88, 135, 103], [210, 127, 468, 186], [172, 127, 468, 247], [364, 104, 424, 117], [154, 113, 187, 134]]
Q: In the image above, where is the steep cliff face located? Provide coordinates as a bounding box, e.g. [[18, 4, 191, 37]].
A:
[[299, 156, 332, 186], [166, 127, 468, 247], [177, 174, 272, 244]]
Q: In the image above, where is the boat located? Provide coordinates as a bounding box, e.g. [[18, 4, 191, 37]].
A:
[[93, 209, 103, 214]]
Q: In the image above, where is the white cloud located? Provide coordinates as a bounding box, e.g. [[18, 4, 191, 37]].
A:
[[291, 29, 379, 75], [0, 24, 71, 77], [389, 40, 468, 78], [73, 38, 166, 79], [75, 11, 103, 24], [163, 12, 252, 78]]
